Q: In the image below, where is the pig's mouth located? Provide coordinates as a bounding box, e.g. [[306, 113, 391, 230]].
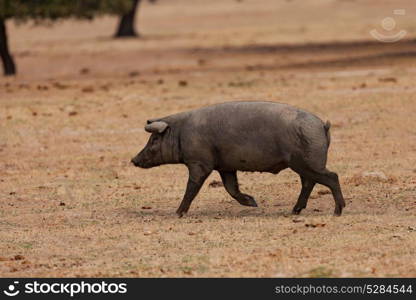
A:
[[131, 158, 153, 169]]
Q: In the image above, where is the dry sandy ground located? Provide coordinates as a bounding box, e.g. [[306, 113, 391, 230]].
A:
[[1, 0, 415, 277]]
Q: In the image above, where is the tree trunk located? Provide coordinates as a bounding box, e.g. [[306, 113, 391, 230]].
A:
[[0, 19, 16, 76], [115, 0, 141, 38]]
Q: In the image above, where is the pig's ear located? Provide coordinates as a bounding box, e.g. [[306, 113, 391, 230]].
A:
[[145, 121, 169, 133], [146, 118, 159, 124]]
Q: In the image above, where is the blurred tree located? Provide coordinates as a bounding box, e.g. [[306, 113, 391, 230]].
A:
[[115, 0, 140, 37], [0, 18, 15, 75], [0, 0, 136, 76], [115, 0, 157, 38]]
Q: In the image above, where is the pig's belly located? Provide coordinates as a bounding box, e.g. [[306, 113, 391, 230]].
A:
[[215, 148, 289, 174]]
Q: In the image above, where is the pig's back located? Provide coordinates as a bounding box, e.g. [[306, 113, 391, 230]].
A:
[[188, 102, 306, 172]]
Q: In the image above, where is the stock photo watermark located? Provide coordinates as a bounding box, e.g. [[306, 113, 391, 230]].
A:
[[3, 281, 20, 297], [370, 9, 407, 43], [2, 280, 127, 297]]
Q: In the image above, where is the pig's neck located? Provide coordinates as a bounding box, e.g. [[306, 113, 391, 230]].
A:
[[161, 128, 181, 165]]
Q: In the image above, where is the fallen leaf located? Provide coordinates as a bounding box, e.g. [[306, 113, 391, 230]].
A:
[[317, 190, 331, 195], [305, 223, 326, 228], [292, 219, 304, 223], [178, 80, 188, 87], [81, 86, 94, 93], [379, 77, 397, 83], [53, 82, 69, 89], [209, 180, 223, 188]]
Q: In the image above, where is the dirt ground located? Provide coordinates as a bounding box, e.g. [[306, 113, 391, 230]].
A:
[[1, 0, 415, 277]]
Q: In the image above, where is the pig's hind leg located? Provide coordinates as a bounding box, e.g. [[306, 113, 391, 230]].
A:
[[289, 156, 345, 216], [292, 176, 316, 215]]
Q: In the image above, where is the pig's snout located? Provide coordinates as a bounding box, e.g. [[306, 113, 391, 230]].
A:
[[131, 156, 140, 167]]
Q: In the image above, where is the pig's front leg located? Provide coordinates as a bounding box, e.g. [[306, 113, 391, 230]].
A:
[[219, 171, 258, 207], [176, 163, 212, 217]]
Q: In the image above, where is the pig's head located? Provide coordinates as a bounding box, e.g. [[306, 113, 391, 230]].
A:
[[131, 120, 173, 168]]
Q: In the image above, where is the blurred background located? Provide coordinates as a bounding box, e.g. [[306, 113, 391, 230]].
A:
[[1, 0, 415, 79]]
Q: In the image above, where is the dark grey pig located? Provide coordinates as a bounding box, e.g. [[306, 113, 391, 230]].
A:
[[131, 101, 345, 217]]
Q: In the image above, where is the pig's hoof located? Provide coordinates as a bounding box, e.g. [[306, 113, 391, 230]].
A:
[[238, 194, 258, 207], [176, 208, 186, 218], [333, 206, 343, 216], [292, 207, 302, 215]]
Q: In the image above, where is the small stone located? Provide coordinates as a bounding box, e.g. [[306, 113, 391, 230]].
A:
[[129, 71, 140, 77], [80, 68, 90, 75]]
